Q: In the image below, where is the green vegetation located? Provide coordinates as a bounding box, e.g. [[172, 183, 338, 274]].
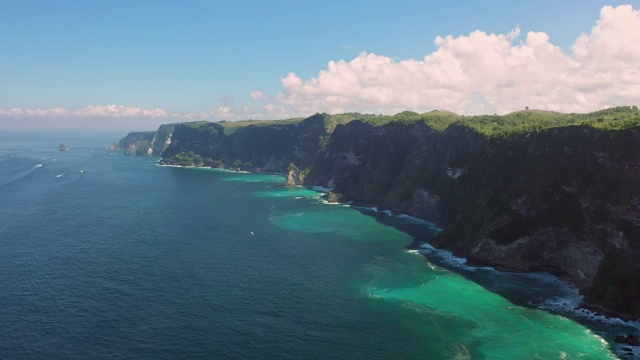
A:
[[215, 118, 305, 135], [163, 152, 253, 170], [163, 151, 223, 168], [208, 106, 640, 139], [135, 140, 151, 155], [287, 162, 299, 172], [340, 106, 640, 138], [232, 159, 252, 170], [455, 106, 640, 138]]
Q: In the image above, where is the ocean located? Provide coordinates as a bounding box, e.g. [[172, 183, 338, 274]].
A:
[[0, 132, 636, 359]]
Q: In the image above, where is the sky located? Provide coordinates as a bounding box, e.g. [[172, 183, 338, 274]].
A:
[[1, 0, 639, 131]]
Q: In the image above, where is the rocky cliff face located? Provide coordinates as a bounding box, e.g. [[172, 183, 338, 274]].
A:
[[306, 121, 640, 316], [118, 124, 176, 156], [284, 163, 304, 186], [161, 114, 328, 173], [161, 122, 226, 159]]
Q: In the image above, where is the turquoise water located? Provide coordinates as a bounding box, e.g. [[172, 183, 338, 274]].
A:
[[0, 132, 632, 359]]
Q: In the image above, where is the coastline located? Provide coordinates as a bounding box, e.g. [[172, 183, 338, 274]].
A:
[[158, 162, 254, 174], [157, 162, 640, 357], [159, 162, 640, 324], [318, 189, 640, 353]]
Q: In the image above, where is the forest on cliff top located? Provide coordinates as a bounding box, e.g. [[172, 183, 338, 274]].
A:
[[212, 105, 640, 138]]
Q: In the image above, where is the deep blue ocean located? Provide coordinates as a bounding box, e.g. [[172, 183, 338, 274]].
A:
[[0, 132, 637, 359]]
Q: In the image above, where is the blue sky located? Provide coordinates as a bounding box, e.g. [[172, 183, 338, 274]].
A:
[[1, 0, 639, 130]]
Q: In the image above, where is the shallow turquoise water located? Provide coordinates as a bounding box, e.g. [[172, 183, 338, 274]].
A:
[[0, 132, 627, 359]]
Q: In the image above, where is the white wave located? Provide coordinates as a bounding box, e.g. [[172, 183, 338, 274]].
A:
[[350, 205, 441, 231], [419, 243, 436, 250], [419, 241, 640, 335], [320, 200, 344, 205], [414, 240, 640, 339], [418, 244, 468, 268], [395, 214, 441, 229], [422, 241, 640, 335], [352, 205, 379, 212], [536, 297, 640, 332], [417, 242, 498, 273], [310, 185, 333, 192]]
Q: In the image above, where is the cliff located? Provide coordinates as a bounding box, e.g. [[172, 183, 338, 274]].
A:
[[118, 123, 176, 156], [160, 113, 328, 172], [119, 106, 640, 317], [306, 120, 640, 317]]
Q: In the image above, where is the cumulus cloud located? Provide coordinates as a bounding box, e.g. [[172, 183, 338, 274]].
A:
[[0, 105, 173, 130], [258, 4, 640, 116], [2, 5, 638, 129], [0, 104, 168, 118], [250, 91, 269, 101]]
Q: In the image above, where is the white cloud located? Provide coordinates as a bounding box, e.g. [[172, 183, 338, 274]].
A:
[[0, 105, 169, 119], [2, 5, 639, 129], [0, 105, 173, 130], [257, 4, 640, 116], [250, 91, 269, 101]]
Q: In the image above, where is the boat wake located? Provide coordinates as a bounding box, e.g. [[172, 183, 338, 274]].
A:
[[0, 158, 49, 189]]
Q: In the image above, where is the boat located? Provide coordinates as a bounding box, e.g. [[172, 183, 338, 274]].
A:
[[58, 144, 67, 151]]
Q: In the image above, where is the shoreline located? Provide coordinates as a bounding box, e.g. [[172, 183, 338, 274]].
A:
[[350, 202, 640, 358], [159, 162, 640, 356], [157, 162, 291, 176], [320, 191, 640, 342], [159, 162, 639, 325]]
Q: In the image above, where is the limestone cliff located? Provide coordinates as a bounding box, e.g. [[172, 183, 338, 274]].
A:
[[118, 124, 176, 156], [306, 121, 640, 317], [160, 114, 328, 173], [284, 163, 304, 186]]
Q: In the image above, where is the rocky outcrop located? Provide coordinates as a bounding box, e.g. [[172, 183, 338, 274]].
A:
[[470, 228, 603, 289], [284, 163, 304, 186], [615, 334, 640, 346], [326, 191, 342, 203]]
